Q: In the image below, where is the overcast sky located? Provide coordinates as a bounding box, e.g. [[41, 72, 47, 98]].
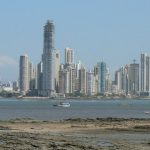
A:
[[0, 0, 150, 81]]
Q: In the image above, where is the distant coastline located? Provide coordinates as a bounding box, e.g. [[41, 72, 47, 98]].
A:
[[11, 95, 150, 100], [1, 93, 150, 100]]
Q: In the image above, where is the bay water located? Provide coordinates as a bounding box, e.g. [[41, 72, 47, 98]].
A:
[[0, 98, 150, 121]]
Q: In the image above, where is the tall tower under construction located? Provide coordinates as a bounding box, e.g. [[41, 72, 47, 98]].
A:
[[42, 20, 55, 96]]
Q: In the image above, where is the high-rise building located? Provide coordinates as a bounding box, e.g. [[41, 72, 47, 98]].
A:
[[37, 62, 43, 92], [28, 62, 36, 90], [140, 53, 146, 92], [115, 63, 139, 96], [115, 66, 129, 95], [128, 63, 139, 94], [97, 62, 107, 93], [74, 61, 82, 92], [19, 54, 36, 95], [54, 49, 60, 92], [68, 66, 76, 93], [59, 66, 69, 94], [59, 65, 65, 94], [140, 53, 150, 96], [79, 66, 86, 94], [105, 69, 112, 94], [65, 47, 74, 65], [42, 20, 55, 96], [146, 56, 150, 91], [19, 54, 29, 93], [59, 65, 76, 94], [62, 47, 75, 94], [86, 70, 96, 95], [93, 65, 99, 94]]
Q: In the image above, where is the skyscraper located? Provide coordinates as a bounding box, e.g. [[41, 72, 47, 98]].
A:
[[37, 61, 43, 92], [19, 54, 29, 93], [115, 66, 129, 95], [79, 65, 86, 94], [128, 63, 139, 94], [140, 53, 150, 96], [28, 62, 36, 90], [86, 70, 96, 95], [42, 20, 55, 96], [97, 62, 107, 93], [54, 49, 60, 92], [105, 69, 112, 94], [62, 47, 75, 94], [65, 47, 74, 65], [140, 53, 146, 92]]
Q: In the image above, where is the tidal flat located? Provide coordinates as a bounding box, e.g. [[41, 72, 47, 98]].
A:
[[0, 118, 150, 150]]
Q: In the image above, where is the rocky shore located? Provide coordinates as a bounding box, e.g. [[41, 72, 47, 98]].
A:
[[0, 118, 150, 150]]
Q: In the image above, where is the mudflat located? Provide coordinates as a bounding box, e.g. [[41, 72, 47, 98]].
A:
[[0, 118, 150, 150]]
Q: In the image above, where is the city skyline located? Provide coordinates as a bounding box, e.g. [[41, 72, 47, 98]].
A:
[[0, 0, 150, 81], [4, 22, 150, 97]]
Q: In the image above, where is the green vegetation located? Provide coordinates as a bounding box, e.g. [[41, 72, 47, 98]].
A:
[[66, 91, 86, 97]]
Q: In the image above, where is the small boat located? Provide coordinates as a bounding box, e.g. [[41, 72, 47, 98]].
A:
[[16, 95, 23, 99], [59, 102, 70, 107], [53, 102, 70, 107], [144, 111, 150, 114]]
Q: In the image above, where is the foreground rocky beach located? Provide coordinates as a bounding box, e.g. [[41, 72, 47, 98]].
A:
[[0, 118, 150, 150]]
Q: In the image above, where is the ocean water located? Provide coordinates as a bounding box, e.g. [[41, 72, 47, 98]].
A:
[[0, 98, 150, 120]]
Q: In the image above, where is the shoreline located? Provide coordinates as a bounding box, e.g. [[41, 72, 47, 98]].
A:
[[1, 117, 150, 122], [21, 96, 150, 100], [2, 95, 150, 100], [0, 118, 150, 149]]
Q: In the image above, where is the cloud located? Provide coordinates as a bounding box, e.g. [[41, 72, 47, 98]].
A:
[[0, 55, 18, 67]]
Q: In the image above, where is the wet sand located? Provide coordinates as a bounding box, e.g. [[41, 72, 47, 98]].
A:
[[0, 118, 150, 150]]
